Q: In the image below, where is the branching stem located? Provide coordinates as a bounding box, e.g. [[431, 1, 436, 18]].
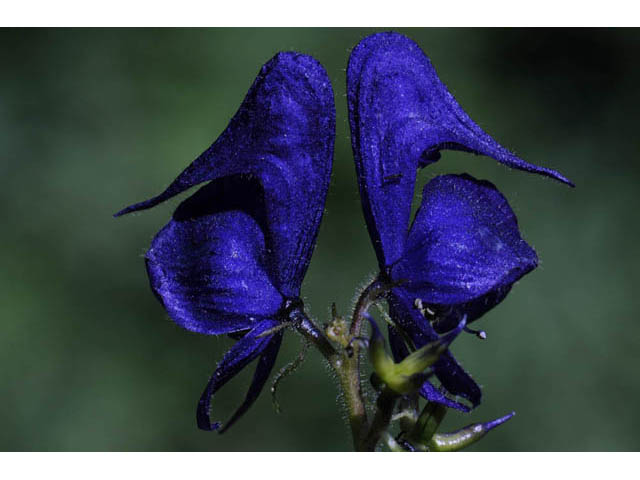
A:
[[350, 278, 387, 337], [293, 308, 369, 450], [293, 311, 337, 361], [293, 277, 390, 451]]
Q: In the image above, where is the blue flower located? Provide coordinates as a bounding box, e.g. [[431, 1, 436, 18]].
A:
[[347, 32, 572, 410], [116, 52, 335, 431]]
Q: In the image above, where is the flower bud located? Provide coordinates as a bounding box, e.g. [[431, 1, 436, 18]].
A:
[[366, 314, 466, 395], [428, 412, 515, 451]]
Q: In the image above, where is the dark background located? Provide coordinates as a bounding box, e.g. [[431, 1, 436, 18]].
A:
[[1, 28, 639, 451]]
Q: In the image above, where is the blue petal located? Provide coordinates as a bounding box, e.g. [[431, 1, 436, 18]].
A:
[[432, 350, 481, 410], [388, 288, 481, 409], [197, 319, 281, 431], [419, 381, 471, 413], [117, 52, 335, 297], [483, 411, 516, 431], [392, 174, 538, 331], [146, 177, 283, 335], [347, 31, 572, 267], [218, 329, 283, 433]]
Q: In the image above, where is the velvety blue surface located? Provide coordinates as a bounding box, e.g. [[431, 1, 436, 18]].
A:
[[347, 31, 572, 269], [347, 32, 566, 411], [117, 51, 335, 299], [119, 31, 566, 431], [6, 27, 639, 452], [393, 174, 538, 332], [117, 52, 335, 431], [146, 177, 283, 336]]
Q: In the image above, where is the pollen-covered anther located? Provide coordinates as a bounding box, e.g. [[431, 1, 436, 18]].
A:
[[413, 298, 438, 320]]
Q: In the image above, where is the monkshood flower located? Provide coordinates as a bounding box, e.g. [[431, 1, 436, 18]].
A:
[[347, 32, 572, 411], [115, 52, 335, 431]]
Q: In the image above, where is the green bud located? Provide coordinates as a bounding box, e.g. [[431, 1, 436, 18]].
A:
[[428, 412, 515, 451], [326, 303, 349, 347], [365, 314, 466, 395]]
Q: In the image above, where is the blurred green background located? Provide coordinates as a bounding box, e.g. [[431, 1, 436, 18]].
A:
[[1, 28, 639, 451]]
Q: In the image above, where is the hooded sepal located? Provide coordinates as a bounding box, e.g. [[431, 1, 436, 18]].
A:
[[347, 31, 572, 267], [117, 51, 335, 297]]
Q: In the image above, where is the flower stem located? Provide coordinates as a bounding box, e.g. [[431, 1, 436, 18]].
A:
[[293, 277, 388, 451], [350, 277, 387, 337], [293, 311, 337, 361], [362, 387, 398, 451], [336, 352, 369, 450], [293, 310, 368, 450], [345, 277, 388, 450]]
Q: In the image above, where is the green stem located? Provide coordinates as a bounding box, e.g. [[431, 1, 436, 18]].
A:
[[362, 387, 398, 451], [293, 277, 387, 451], [349, 278, 387, 337], [346, 277, 388, 450], [407, 401, 447, 449], [293, 310, 367, 450], [337, 353, 369, 450]]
